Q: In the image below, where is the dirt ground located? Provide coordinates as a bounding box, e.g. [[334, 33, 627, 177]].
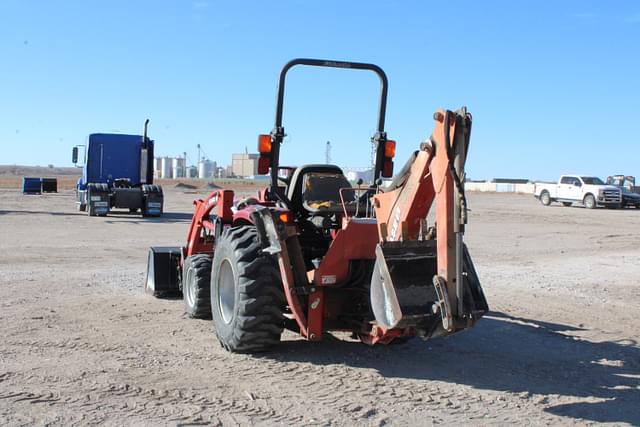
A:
[[0, 186, 639, 426]]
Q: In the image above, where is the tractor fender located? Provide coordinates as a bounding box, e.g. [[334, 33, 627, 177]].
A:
[[249, 207, 284, 255], [232, 206, 257, 227], [235, 206, 290, 252]]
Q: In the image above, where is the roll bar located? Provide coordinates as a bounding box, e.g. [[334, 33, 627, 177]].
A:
[[269, 58, 390, 203]]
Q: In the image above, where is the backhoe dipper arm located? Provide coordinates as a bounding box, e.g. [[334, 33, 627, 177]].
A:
[[372, 108, 472, 321], [430, 108, 472, 317]]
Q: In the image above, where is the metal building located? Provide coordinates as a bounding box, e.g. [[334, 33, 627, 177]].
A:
[[232, 153, 259, 178]]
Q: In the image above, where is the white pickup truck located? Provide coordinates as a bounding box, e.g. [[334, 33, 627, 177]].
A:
[[534, 175, 622, 209]]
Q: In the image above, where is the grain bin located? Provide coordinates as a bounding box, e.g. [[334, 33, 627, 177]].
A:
[[160, 157, 172, 179], [153, 157, 162, 178], [172, 157, 186, 179], [186, 166, 198, 178], [198, 160, 214, 179]]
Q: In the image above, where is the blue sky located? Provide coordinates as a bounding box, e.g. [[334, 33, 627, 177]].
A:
[[1, 0, 638, 180]]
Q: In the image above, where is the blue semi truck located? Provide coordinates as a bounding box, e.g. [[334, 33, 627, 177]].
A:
[[72, 120, 164, 217]]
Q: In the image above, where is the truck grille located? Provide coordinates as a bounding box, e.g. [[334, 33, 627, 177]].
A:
[[600, 190, 621, 203]]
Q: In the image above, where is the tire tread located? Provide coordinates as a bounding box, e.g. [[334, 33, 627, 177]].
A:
[[211, 226, 284, 352]]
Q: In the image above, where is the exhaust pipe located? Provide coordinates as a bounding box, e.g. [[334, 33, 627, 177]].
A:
[[140, 119, 150, 184], [143, 119, 150, 147]]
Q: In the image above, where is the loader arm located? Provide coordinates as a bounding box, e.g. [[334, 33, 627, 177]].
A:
[[185, 190, 234, 257]]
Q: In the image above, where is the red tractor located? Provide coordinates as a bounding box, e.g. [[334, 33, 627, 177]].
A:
[[145, 58, 488, 352]]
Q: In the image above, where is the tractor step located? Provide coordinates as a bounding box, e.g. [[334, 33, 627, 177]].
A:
[[145, 246, 182, 297]]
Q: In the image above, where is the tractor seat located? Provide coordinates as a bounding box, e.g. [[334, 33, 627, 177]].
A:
[[286, 165, 355, 216]]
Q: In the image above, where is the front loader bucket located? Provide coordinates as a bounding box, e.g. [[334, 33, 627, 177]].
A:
[[145, 246, 182, 298], [370, 240, 487, 337]]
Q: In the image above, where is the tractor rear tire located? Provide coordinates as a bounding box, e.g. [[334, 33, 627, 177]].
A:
[[210, 226, 284, 353], [183, 254, 212, 319]]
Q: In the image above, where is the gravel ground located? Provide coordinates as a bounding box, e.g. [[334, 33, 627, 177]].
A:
[[0, 187, 638, 426]]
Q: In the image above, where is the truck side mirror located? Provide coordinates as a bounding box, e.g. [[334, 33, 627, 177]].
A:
[[72, 147, 78, 164]]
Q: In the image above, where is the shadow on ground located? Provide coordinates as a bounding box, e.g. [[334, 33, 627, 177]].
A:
[[0, 210, 193, 223], [103, 212, 193, 224], [0, 209, 83, 216], [259, 311, 639, 424]]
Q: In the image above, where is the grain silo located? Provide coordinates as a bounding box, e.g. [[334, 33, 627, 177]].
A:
[[153, 157, 162, 178], [198, 159, 216, 179], [160, 157, 172, 179], [172, 157, 186, 179], [186, 165, 198, 178]]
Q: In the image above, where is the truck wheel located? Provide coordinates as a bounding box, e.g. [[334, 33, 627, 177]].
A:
[[142, 185, 163, 217], [210, 226, 284, 353], [540, 191, 551, 206], [183, 254, 212, 319], [87, 183, 109, 216], [583, 194, 596, 209], [87, 184, 96, 216], [562, 202, 572, 207]]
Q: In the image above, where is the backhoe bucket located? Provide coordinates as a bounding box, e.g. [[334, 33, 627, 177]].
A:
[[370, 240, 488, 336]]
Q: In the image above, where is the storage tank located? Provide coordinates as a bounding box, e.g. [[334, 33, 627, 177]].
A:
[[172, 157, 186, 179], [160, 157, 172, 179], [198, 160, 216, 179], [153, 157, 162, 178], [186, 166, 198, 178]]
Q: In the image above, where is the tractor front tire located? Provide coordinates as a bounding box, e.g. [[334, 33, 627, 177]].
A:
[[183, 254, 212, 319], [210, 226, 284, 353]]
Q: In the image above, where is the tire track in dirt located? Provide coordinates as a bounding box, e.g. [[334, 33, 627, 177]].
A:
[[2, 319, 567, 425], [0, 380, 303, 426], [184, 342, 560, 425]]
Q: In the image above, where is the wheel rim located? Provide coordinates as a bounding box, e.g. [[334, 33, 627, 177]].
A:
[[542, 193, 549, 204], [217, 259, 235, 324], [185, 267, 196, 308], [586, 197, 594, 208]]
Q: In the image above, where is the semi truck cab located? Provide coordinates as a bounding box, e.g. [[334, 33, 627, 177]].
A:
[[73, 120, 164, 217]]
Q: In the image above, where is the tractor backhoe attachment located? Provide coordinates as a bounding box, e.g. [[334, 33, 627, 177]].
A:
[[146, 59, 487, 351], [370, 108, 488, 338]]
